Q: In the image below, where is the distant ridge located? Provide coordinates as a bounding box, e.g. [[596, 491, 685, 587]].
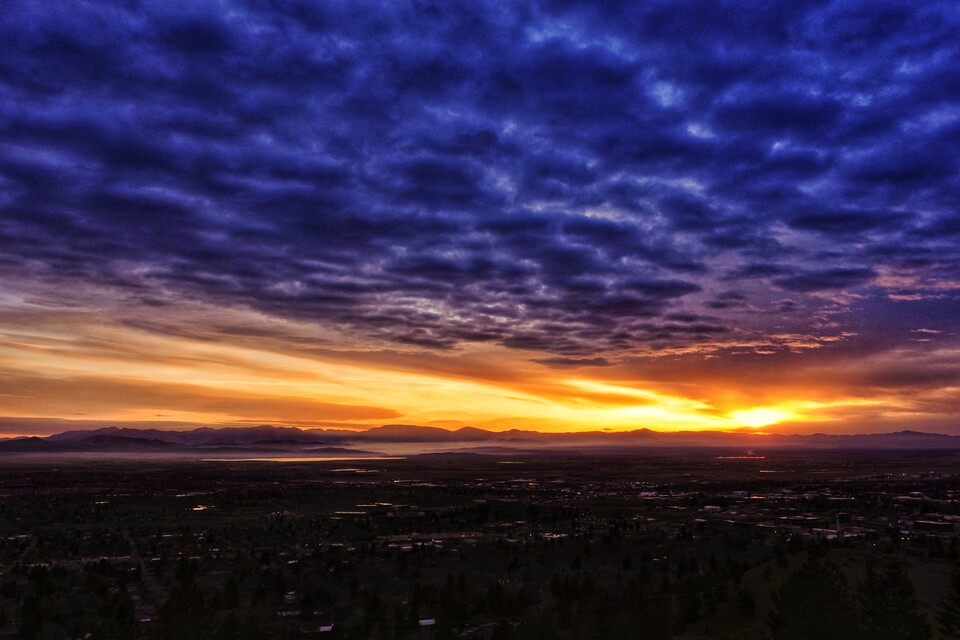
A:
[[1, 423, 959, 454]]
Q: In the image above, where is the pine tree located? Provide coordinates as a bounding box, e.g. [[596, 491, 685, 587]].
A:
[[223, 576, 239, 609], [939, 563, 960, 639], [152, 581, 216, 640], [859, 560, 930, 640], [766, 555, 862, 640], [736, 588, 756, 616]]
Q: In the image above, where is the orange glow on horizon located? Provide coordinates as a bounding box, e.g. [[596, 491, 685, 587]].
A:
[[0, 281, 951, 437]]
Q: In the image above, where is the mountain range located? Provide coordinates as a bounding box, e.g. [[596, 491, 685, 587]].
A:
[[1, 423, 959, 455]]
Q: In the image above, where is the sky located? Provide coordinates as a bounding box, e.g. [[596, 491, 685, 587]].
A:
[[1, 0, 959, 437]]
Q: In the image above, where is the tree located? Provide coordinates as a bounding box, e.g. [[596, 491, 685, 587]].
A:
[[859, 561, 930, 640], [152, 582, 216, 640], [18, 595, 42, 640], [938, 563, 960, 639], [736, 588, 756, 616], [223, 576, 239, 610], [766, 555, 862, 640], [491, 620, 515, 640]]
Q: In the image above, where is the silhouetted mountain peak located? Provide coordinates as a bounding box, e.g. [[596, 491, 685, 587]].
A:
[[6, 423, 960, 455]]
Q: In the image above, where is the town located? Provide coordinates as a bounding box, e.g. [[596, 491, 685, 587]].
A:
[[1, 451, 958, 639]]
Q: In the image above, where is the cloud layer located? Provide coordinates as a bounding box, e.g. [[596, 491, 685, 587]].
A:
[[1, 1, 959, 432]]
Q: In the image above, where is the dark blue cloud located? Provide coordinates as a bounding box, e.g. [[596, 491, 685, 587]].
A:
[[773, 267, 877, 293], [1, 0, 959, 359]]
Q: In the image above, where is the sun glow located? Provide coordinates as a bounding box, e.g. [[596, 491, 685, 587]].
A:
[[730, 407, 797, 428], [0, 285, 916, 436]]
